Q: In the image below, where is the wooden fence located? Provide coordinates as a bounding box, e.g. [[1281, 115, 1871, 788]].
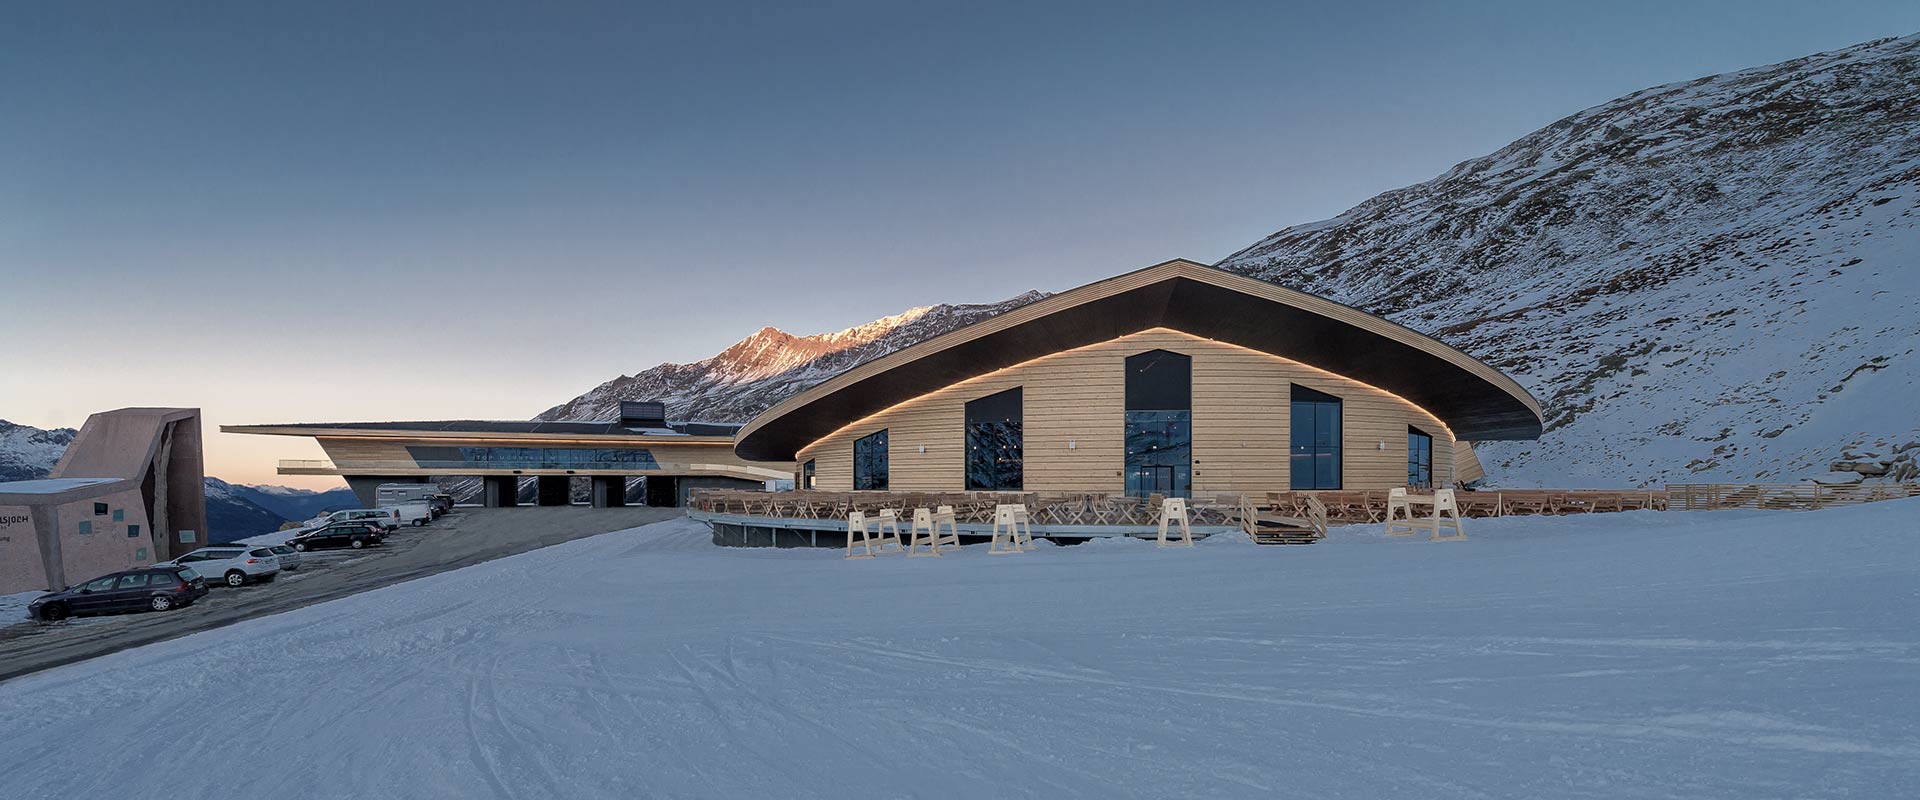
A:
[[1665, 483, 1920, 511]]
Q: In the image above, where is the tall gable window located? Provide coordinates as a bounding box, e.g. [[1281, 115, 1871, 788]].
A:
[[965, 388, 1024, 490], [1290, 385, 1343, 490], [1407, 427, 1434, 489], [853, 430, 889, 490], [1124, 350, 1192, 498]]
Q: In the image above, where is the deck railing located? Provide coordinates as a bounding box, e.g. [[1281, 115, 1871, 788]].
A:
[[1666, 482, 1920, 511], [688, 487, 1675, 527], [688, 490, 1245, 527]]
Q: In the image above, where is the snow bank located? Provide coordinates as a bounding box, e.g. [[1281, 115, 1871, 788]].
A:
[[2, 502, 1916, 797]]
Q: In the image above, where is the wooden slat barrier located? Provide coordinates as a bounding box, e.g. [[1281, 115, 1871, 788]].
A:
[[1666, 482, 1920, 511]]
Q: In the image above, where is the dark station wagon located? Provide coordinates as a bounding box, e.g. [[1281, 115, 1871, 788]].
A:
[[287, 521, 386, 551], [27, 566, 210, 621]]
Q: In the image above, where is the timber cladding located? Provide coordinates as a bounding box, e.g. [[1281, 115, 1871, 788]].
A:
[[797, 328, 1455, 493], [314, 437, 780, 474]]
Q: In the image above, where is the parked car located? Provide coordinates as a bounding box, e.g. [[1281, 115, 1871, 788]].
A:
[[27, 566, 209, 621], [266, 544, 303, 571], [158, 545, 282, 587], [287, 521, 385, 551], [313, 508, 401, 533]]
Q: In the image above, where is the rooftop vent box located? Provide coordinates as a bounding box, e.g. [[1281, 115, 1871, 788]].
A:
[[618, 401, 668, 429]]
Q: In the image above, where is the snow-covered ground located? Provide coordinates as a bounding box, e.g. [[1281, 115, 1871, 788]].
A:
[[2, 503, 1916, 797]]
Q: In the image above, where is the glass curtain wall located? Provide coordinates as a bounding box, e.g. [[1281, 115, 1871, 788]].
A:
[[1406, 427, 1433, 488], [1290, 386, 1343, 490], [965, 388, 1024, 490], [1124, 350, 1192, 498], [853, 430, 889, 490]]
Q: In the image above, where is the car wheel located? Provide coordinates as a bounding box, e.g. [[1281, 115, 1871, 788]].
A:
[[413, 519, 427, 527], [150, 595, 174, 612], [224, 570, 247, 587], [293, 543, 308, 552], [350, 539, 366, 549], [39, 603, 69, 622]]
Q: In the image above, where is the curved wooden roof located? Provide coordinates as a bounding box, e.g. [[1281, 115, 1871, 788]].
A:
[[734, 259, 1543, 462]]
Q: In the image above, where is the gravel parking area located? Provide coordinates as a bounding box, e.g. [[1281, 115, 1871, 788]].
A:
[[0, 506, 683, 682]]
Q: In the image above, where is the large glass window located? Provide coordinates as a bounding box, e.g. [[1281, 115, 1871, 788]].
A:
[[1290, 385, 1343, 490], [405, 446, 659, 470], [853, 430, 889, 490], [801, 459, 816, 490], [1124, 350, 1192, 498], [966, 388, 1023, 490], [1407, 427, 1434, 489]]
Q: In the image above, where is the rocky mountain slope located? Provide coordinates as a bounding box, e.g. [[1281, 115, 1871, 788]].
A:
[[0, 420, 77, 483], [533, 35, 1918, 488], [1217, 33, 1920, 487], [539, 292, 1047, 424]]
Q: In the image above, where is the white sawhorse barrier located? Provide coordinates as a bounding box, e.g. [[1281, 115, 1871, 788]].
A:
[[908, 505, 961, 557], [1156, 497, 1194, 548], [1385, 487, 1416, 536], [989, 504, 1035, 554], [1413, 489, 1466, 541], [846, 510, 905, 559]]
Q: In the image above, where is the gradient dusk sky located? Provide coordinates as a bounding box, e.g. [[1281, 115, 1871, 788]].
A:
[[5, 1, 1918, 488]]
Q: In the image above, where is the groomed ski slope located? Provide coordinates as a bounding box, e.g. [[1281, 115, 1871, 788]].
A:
[[3, 502, 1917, 798]]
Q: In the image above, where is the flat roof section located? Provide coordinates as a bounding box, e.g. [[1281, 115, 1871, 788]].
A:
[[0, 477, 132, 505], [224, 419, 745, 442]]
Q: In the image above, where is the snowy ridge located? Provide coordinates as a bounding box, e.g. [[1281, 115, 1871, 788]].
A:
[[538, 291, 1047, 423], [0, 419, 77, 482], [1219, 33, 1920, 487]]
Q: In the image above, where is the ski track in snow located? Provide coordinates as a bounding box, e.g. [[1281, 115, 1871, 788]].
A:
[[1, 502, 1917, 798]]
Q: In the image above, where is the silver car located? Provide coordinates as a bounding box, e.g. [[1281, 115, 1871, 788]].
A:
[[158, 546, 282, 588], [266, 544, 304, 571]]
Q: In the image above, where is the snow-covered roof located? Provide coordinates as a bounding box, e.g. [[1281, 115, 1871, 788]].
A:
[[0, 477, 121, 494], [0, 477, 130, 504]]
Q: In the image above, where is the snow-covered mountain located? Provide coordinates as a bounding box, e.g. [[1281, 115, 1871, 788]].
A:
[[1217, 33, 1920, 487], [230, 484, 360, 523], [539, 292, 1047, 423], [0, 420, 78, 482]]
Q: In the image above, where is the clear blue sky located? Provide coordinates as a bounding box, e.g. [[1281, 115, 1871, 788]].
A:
[[4, 1, 1917, 484]]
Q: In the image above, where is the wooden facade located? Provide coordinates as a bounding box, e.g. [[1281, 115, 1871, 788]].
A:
[[796, 328, 1458, 493]]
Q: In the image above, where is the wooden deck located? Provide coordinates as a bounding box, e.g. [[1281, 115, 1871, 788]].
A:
[[1667, 482, 1920, 511]]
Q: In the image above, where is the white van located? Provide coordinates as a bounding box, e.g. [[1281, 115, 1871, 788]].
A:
[[384, 501, 433, 527]]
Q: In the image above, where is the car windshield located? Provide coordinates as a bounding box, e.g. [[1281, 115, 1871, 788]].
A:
[[249, 548, 275, 557], [271, 546, 293, 554], [176, 567, 199, 581]]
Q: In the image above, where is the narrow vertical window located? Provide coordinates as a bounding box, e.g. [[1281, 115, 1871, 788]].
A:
[[853, 430, 889, 490], [1124, 350, 1192, 498], [966, 388, 1024, 490], [801, 459, 816, 491], [1290, 386, 1343, 490], [1407, 427, 1433, 489]]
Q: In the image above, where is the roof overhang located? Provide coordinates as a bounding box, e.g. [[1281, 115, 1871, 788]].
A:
[[734, 259, 1543, 462], [222, 424, 736, 446]]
